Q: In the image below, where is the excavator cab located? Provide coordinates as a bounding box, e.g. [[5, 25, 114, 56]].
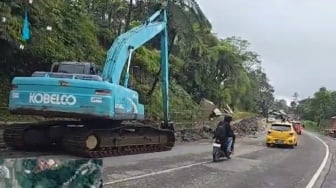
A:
[[50, 61, 102, 75]]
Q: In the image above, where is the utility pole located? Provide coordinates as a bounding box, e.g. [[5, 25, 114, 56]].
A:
[[292, 92, 299, 119]]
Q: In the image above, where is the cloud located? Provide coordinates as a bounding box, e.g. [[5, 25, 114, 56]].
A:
[[275, 95, 294, 106], [196, 0, 336, 99]]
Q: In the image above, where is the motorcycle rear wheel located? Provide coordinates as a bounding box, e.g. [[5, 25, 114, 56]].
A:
[[213, 147, 221, 162]]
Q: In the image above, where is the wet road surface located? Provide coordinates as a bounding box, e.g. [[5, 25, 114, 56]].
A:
[[103, 131, 326, 188]]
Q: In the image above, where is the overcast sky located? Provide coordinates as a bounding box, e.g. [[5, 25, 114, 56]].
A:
[[196, 0, 336, 102]]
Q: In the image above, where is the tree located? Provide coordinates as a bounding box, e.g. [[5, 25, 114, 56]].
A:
[[298, 87, 334, 127], [274, 99, 288, 112]]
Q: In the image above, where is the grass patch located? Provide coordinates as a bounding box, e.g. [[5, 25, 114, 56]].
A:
[[302, 120, 322, 133], [233, 111, 257, 121]]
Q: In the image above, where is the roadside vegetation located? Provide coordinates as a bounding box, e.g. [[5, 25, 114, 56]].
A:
[[232, 112, 257, 121], [301, 120, 322, 132], [295, 87, 336, 130], [0, 0, 275, 123], [270, 87, 336, 133]]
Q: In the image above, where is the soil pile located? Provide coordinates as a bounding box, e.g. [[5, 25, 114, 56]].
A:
[[175, 117, 267, 142]]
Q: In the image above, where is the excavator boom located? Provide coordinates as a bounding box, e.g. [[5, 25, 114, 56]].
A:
[[101, 8, 170, 124]]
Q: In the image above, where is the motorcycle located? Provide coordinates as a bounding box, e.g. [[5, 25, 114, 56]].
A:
[[212, 139, 231, 162]]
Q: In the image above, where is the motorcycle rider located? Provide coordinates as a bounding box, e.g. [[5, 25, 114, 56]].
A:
[[213, 114, 234, 158]]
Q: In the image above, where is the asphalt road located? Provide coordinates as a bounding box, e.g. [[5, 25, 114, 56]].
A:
[[102, 131, 326, 188]]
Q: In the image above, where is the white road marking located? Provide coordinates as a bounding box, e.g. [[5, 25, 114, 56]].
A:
[[305, 131, 330, 188], [103, 161, 210, 185]]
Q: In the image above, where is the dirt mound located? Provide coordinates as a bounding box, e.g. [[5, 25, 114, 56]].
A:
[[175, 117, 267, 142], [175, 126, 214, 142], [232, 117, 266, 137]]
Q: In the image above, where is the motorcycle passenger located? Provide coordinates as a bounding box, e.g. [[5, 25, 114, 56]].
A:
[[225, 115, 234, 157], [231, 128, 236, 154]]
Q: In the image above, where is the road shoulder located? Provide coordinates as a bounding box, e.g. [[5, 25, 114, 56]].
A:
[[311, 131, 336, 188]]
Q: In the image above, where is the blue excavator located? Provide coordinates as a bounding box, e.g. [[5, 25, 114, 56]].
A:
[[3, 8, 175, 157]]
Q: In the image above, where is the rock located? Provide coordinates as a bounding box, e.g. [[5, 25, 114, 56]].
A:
[[202, 125, 212, 133], [175, 127, 210, 142]]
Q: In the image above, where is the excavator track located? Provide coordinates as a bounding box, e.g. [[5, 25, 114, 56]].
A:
[[3, 121, 175, 158], [62, 124, 175, 158], [3, 123, 28, 149], [3, 121, 75, 150]]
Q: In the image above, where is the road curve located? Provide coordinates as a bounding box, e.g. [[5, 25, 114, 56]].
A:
[[102, 132, 326, 188]]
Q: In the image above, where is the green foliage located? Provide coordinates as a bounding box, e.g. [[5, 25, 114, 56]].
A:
[[298, 87, 336, 128], [142, 82, 199, 121], [170, 82, 200, 121], [233, 111, 257, 121], [273, 99, 289, 112], [302, 120, 322, 132], [134, 47, 160, 73]]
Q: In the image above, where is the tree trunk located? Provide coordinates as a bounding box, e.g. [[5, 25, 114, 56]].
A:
[[146, 31, 177, 98], [117, 20, 122, 35], [125, 0, 133, 31]]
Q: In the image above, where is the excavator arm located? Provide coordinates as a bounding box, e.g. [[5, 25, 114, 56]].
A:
[[101, 8, 172, 128]]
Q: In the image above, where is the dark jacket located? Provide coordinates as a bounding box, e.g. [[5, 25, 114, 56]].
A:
[[214, 122, 227, 140], [214, 120, 233, 139], [226, 121, 234, 137]]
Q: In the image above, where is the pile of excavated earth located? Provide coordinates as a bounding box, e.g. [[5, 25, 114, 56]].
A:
[[175, 117, 267, 142]]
